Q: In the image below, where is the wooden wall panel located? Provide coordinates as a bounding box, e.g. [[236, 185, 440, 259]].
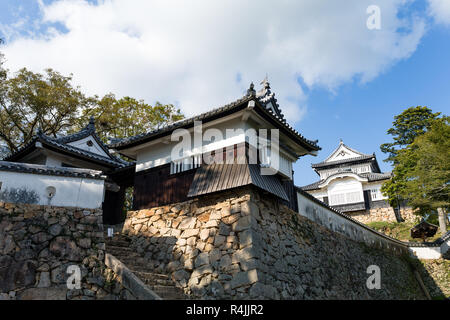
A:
[[133, 164, 197, 210]]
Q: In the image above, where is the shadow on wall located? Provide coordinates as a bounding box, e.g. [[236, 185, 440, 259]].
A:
[[0, 187, 40, 204], [405, 256, 449, 300], [117, 191, 263, 300], [115, 187, 448, 300], [119, 227, 245, 299]]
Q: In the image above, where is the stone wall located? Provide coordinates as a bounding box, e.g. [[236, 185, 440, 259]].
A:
[[348, 207, 417, 224], [0, 201, 131, 300], [124, 187, 426, 300]]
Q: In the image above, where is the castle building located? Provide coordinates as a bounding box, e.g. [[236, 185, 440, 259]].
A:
[[110, 79, 320, 212], [300, 141, 410, 222], [1, 118, 135, 224]]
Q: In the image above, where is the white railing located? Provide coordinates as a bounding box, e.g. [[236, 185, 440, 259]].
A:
[[259, 146, 293, 179], [170, 154, 202, 174], [329, 191, 362, 206]]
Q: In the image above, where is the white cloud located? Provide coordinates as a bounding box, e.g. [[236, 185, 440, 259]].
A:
[[428, 0, 450, 25], [2, 0, 426, 121]]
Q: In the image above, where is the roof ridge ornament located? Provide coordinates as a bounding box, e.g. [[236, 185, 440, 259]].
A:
[[261, 74, 270, 89], [86, 116, 96, 132], [247, 82, 256, 97]]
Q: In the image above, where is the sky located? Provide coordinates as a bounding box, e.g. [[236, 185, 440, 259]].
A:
[[0, 0, 449, 185]]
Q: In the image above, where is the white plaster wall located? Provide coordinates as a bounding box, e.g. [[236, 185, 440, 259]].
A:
[[319, 164, 371, 180], [327, 145, 362, 162], [362, 182, 388, 200], [327, 177, 363, 205], [308, 190, 328, 200], [409, 247, 442, 260], [296, 190, 409, 255], [45, 155, 62, 167], [0, 170, 105, 209], [136, 119, 255, 171]]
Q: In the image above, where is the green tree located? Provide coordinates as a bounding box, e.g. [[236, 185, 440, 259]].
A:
[[0, 63, 184, 158], [380, 107, 441, 209], [75, 94, 184, 142], [396, 117, 449, 233], [380, 106, 441, 164], [0, 68, 93, 155]]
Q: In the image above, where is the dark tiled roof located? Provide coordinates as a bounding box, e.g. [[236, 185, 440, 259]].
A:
[[255, 78, 285, 120], [110, 95, 253, 149], [38, 132, 130, 168], [187, 163, 289, 201], [323, 141, 371, 163], [300, 180, 322, 191], [360, 172, 393, 181], [332, 202, 366, 213], [109, 90, 320, 153], [0, 160, 106, 180], [300, 171, 392, 191], [311, 154, 375, 168], [55, 117, 115, 159], [3, 122, 130, 168]]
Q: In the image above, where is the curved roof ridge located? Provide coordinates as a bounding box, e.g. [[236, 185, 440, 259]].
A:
[[312, 154, 375, 168], [323, 140, 372, 163], [109, 87, 320, 152]]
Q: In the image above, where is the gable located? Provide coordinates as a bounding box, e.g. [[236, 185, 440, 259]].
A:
[[325, 144, 366, 163], [67, 135, 111, 158]]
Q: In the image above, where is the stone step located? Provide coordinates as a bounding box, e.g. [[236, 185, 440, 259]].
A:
[[105, 238, 132, 246], [134, 272, 173, 286], [106, 245, 135, 255], [106, 241, 131, 247], [149, 285, 187, 300], [103, 232, 188, 300], [115, 257, 151, 268]]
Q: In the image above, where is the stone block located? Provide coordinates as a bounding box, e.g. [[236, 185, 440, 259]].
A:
[[230, 269, 258, 289]]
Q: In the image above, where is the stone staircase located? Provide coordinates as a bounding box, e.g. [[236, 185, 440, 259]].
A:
[[105, 233, 187, 300]]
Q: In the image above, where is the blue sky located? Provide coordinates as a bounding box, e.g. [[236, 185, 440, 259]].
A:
[[0, 0, 449, 186], [297, 23, 450, 184]]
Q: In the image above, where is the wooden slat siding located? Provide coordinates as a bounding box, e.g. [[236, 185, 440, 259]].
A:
[[219, 164, 231, 191], [236, 162, 247, 187], [211, 164, 221, 189], [133, 164, 196, 210], [204, 164, 216, 194], [188, 163, 289, 201], [133, 141, 294, 209], [280, 179, 298, 212], [228, 164, 239, 190], [248, 164, 290, 201]]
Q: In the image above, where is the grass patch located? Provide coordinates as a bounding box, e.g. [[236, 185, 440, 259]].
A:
[[366, 221, 449, 242]]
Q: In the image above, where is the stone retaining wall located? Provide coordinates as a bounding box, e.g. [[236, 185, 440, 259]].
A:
[[124, 187, 426, 300], [0, 201, 130, 300], [349, 207, 417, 224]]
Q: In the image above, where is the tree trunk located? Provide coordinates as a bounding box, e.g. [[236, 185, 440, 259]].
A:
[[437, 207, 447, 235]]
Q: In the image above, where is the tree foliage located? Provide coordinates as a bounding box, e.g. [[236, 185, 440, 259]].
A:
[[381, 106, 448, 232], [396, 117, 449, 215], [380, 106, 441, 164], [0, 68, 93, 154], [380, 106, 441, 208], [0, 64, 184, 157], [74, 94, 183, 142]]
